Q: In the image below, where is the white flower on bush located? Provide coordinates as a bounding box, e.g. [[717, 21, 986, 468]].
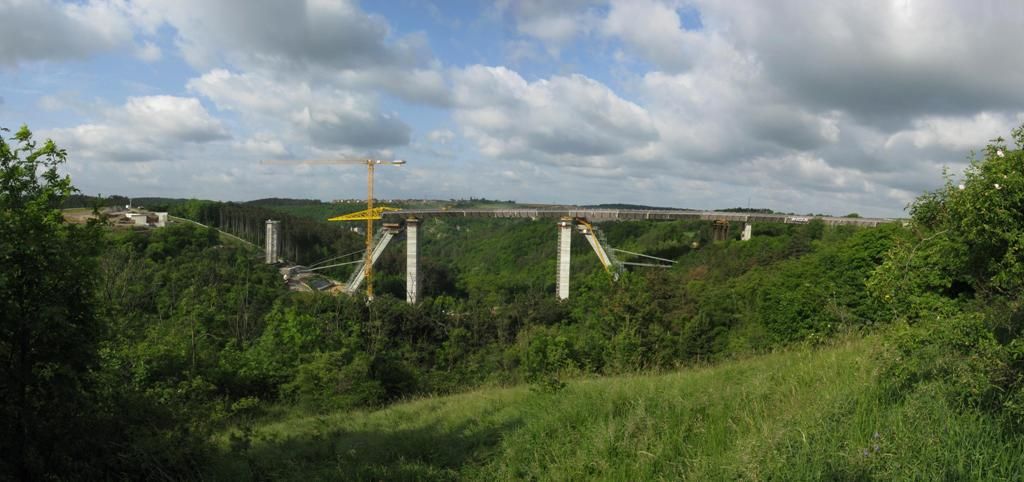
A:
[[994, 183, 1002, 190], [958, 184, 966, 190], [997, 149, 1005, 158]]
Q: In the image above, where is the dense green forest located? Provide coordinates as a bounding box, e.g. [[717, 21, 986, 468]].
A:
[[4, 123, 1024, 479]]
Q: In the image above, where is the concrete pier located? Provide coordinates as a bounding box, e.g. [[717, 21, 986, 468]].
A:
[[556, 218, 572, 300], [712, 220, 730, 242], [405, 218, 420, 304], [265, 220, 281, 264], [741, 222, 752, 241]]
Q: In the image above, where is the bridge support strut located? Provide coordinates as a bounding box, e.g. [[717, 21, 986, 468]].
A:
[[345, 224, 401, 296], [556, 218, 572, 300], [741, 222, 753, 241]]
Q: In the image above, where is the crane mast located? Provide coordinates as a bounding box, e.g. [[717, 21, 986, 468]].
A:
[[365, 161, 375, 299], [261, 158, 406, 300]]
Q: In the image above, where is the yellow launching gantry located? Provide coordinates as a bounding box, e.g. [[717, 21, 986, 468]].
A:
[[573, 217, 621, 282], [261, 158, 406, 299]]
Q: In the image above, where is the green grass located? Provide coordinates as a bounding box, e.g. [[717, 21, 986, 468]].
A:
[[164, 215, 261, 252], [208, 337, 1024, 480]]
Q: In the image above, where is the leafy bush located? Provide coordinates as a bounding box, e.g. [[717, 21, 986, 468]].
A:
[[517, 326, 579, 382], [282, 350, 420, 411], [881, 315, 1004, 407], [870, 123, 1024, 430], [283, 351, 386, 411]]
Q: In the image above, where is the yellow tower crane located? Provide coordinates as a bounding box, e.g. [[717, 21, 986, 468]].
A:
[[261, 158, 406, 299]]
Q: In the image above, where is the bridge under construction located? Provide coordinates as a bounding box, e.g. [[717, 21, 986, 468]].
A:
[[264, 208, 896, 303], [381, 208, 890, 226]]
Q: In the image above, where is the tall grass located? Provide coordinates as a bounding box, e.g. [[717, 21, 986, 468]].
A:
[[208, 336, 1024, 480]]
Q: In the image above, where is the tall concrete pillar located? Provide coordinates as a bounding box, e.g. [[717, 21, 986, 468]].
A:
[[741, 222, 753, 241], [556, 218, 572, 300], [265, 220, 280, 264], [712, 220, 730, 242], [405, 218, 420, 304]]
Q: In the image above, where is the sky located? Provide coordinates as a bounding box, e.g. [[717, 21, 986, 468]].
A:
[[3, 1, 1024, 217]]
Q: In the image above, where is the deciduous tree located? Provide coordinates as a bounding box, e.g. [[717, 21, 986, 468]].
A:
[[0, 126, 104, 478]]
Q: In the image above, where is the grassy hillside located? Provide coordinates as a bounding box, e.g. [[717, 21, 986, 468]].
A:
[[208, 336, 1023, 480]]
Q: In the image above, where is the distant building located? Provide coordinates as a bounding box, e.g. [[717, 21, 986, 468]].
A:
[[126, 213, 148, 226], [105, 209, 169, 228]]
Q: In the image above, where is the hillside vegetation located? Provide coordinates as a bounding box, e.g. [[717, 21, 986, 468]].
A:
[[209, 336, 1023, 480], [4, 123, 1024, 478]]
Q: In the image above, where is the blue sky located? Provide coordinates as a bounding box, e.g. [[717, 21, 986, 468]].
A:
[[3, 0, 1024, 217]]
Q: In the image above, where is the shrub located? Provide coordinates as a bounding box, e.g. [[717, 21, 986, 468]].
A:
[[880, 315, 1004, 408], [517, 326, 578, 382], [871, 123, 1024, 430], [282, 351, 386, 411]]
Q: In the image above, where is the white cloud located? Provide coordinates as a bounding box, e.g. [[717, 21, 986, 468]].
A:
[[48, 95, 229, 163], [133, 0, 411, 70], [603, 0, 705, 72], [885, 112, 1024, 151], [692, 0, 1024, 122], [451, 66, 658, 165], [130, 0, 448, 105], [186, 69, 300, 117], [38, 95, 65, 112], [427, 129, 455, 144], [503, 39, 544, 65], [235, 133, 289, 158], [187, 69, 410, 149], [135, 41, 162, 62], [333, 66, 449, 106], [519, 16, 579, 45], [0, 0, 134, 65], [499, 0, 599, 53]]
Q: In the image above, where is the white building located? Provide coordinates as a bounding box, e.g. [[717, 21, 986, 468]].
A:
[[127, 213, 148, 226]]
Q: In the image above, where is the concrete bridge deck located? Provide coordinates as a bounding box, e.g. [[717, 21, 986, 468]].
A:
[[382, 208, 896, 227]]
